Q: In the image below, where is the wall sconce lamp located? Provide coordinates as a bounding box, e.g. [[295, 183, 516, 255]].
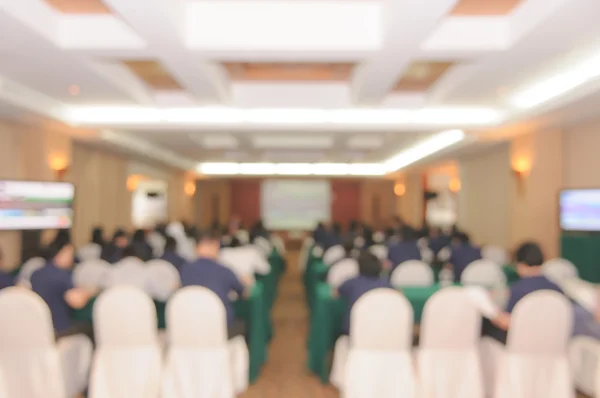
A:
[[512, 157, 532, 195], [127, 174, 144, 192], [394, 182, 406, 197], [49, 155, 69, 181], [184, 181, 197, 197], [448, 178, 461, 193]]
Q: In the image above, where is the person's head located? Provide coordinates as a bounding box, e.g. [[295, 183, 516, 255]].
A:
[[164, 236, 177, 252], [196, 229, 221, 259], [112, 229, 129, 248], [229, 237, 242, 248], [358, 251, 382, 278], [186, 226, 198, 239], [51, 229, 71, 248], [452, 232, 470, 246], [402, 228, 418, 242], [342, 236, 355, 256], [49, 241, 74, 269], [132, 229, 146, 243], [333, 223, 342, 235], [514, 242, 545, 277], [91, 227, 104, 245], [122, 244, 143, 260]]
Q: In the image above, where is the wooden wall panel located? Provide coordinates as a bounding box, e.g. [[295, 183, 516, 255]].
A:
[[230, 179, 261, 228], [196, 180, 231, 228], [360, 180, 395, 227], [168, 172, 196, 223], [331, 180, 361, 226]]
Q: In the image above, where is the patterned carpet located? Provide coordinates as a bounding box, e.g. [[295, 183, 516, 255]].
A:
[[241, 251, 338, 398], [240, 251, 589, 398]]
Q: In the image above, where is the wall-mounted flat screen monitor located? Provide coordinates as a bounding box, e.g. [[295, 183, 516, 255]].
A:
[[0, 180, 75, 230], [560, 189, 600, 232]]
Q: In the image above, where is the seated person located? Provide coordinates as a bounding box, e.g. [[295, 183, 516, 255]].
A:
[[161, 236, 186, 270], [0, 247, 14, 290], [91, 226, 106, 248], [386, 228, 422, 271], [448, 232, 482, 282], [335, 251, 392, 336], [131, 229, 153, 262], [179, 230, 252, 340], [330, 236, 360, 267], [427, 227, 451, 255], [31, 240, 96, 341], [482, 242, 562, 344], [313, 222, 326, 245], [101, 229, 129, 263]]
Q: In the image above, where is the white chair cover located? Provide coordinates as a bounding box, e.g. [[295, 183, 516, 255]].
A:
[[569, 336, 600, 397], [166, 222, 196, 262], [57, 334, 94, 397], [219, 246, 270, 283], [417, 237, 429, 249], [77, 243, 102, 262], [16, 256, 45, 288], [461, 259, 506, 287], [390, 260, 434, 287], [559, 277, 597, 312], [481, 290, 574, 398], [270, 235, 286, 256], [542, 258, 578, 283], [421, 247, 435, 263], [147, 231, 166, 258], [354, 236, 365, 249], [372, 231, 386, 244], [145, 259, 181, 301], [369, 244, 388, 261], [106, 257, 148, 291], [481, 245, 508, 266], [0, 287, 69, 398], [327, 258, 359, 289], [299, 237, 314, 271], [162, 287, 247, 398], [417, 287, 483, 398], [323, 245, 345, 266], [73, 259, 112, 289], [253, 236, 272, 257], [332, 289, 417, 398], [235, 230, 250, 245], [437, 246, 452, 262], [90, 287, 162, 398]]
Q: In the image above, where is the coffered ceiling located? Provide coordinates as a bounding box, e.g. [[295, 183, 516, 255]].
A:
[[0, 0, 599, 175]]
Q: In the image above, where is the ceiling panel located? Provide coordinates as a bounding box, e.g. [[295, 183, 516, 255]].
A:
[[123, 60, 183, 90], [394, 61, 455, 92], [224, 63, 355, 82], [45, 0, 112, 14], [451, 0, 523, 15]]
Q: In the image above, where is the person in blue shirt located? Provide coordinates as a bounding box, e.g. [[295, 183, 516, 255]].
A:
[[482, 242, 562, 344], [386, 228, 422, 271], [448, 232, 482, 282], [335, 251, 392, 335], [179, 229, 252, 339], [101, 229, 129, 263], [161, 236, 186, 270], [31, 240, 96, 341], [0, 247, 14, 290]]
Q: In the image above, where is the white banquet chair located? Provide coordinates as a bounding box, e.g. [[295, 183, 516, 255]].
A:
[[271, 234, 286, 256], [253, 236, 272, 257], [16, 256, 45, 288], [105, 257, 148, 291], [569, 335, 600, 397], [369, 244, 388, 261], [77, 243, 102, 262], [481, 245, 508, 266], [162, 287, 248, 397], [542, 258, 578, 283], [235, 229, 250, 245], [73, 259, 112, 290], [390, 260, 434, 288], [89, 286, 162, 398], [327, 258, 359, 289], [417, 287, 483, 398], [330, 289, 417, 398], [480, 290, 574, 398], [219, 245, 270, 283], [323, 244, 345, 266], [461, 259, 507, 287], [147, 231, 166, 258], [145, 259, 180, 301], [0, 287, 92, 398]]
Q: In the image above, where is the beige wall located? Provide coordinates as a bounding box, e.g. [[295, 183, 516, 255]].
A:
[[359, 179, 395, 226], [458, 144, 511, 248], [563, 119, 600, 188], [396, 173, 424, 227]]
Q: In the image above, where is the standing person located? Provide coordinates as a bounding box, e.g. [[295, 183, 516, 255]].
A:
[[31, 240, 96, 340], [179, 230, 252, 339]]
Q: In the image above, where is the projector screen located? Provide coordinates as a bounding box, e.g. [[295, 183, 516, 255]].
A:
[[0, 180, 75, 230], [560, 189, 600, 232], [261, 180, 330, 230]]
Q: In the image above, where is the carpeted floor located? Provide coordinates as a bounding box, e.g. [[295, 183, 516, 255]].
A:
[[240, 251, 338, 398], [240, 251, 589, 398]]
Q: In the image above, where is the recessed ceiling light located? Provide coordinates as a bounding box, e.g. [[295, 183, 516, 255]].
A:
[[68, 85, 80, 96]]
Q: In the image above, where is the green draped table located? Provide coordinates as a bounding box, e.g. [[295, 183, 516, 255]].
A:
[[73, 282, 268, 383]]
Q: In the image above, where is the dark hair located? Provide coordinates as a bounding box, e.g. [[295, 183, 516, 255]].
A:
[[402, 227, 418, 242], [46, 239, 72, 261], [453, 232, 470, 245], [196, 229, 221, 244], [229, 237, 242, 248], [358, 251, 382, 277], [165, 236, 177, 252], [112, 228, 127, 241], [132, 229, 146, 243], [122, 244, 143, 260], [91, 227, 105, 245], [51, 229, 71, 248], [515, 242, 544, 267], [342, 236, 355, 256]]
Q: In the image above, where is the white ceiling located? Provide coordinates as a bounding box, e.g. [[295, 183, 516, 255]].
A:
[[1, 0, 600, 175]]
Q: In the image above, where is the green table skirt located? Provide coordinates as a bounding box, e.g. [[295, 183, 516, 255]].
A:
[[73, 282, 268, 383]]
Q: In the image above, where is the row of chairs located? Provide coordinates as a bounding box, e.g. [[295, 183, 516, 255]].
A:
[[328, 286, 574, 398], [0, 285, 249, 398]]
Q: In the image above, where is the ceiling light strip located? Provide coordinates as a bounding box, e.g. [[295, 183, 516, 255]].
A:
[[197, 162, 386, 176]]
